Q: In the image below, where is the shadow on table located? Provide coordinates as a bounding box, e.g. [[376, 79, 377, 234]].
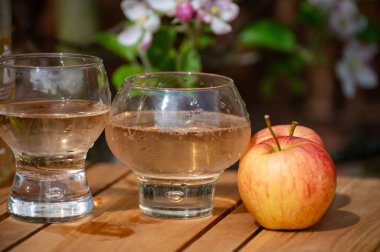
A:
[[304, 193, 360, 232]]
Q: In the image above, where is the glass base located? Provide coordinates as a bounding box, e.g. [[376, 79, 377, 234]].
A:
[[8, 193, 93, 223], [137, 176, 217, 219], [8, 168, 93, 223]]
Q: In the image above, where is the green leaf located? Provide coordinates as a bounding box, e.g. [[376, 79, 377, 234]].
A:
[[95, 32, 136, 61], [147, 27, 177, 70], [260, 54, 306, 97], [298, 1, 327, 28], [358, 19, 380, 43], [259, 76, 276, 98], [112, 64, 144, 89], [270, 55, 306, 75], [288, 77, 306, 96], [238, 20, 297, 52], [197, 35, 216, 49], [97, 73, 106, 88], [132, 74, 199, 89], [181, 75, 199, 88], [284, 55, 306, 72], [177, 42, 202, 72]]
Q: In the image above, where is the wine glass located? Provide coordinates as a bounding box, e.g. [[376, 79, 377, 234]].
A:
[[106, 72, 251, 218], [0, 53, 111, 222]]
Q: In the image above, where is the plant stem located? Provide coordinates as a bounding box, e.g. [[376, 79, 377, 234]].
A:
[[138, 51, 152, 72], [264, 115, 281, 151], [185, 22, 195, 48], [289, 121, 299, 136]]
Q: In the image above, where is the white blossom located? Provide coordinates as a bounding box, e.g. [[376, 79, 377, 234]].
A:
[[336, 40, 378, 98], [329, 0, 366, 39], [146, 0, 177, 16], [196, 0, 239, 35], [118, 0, 161, 51]]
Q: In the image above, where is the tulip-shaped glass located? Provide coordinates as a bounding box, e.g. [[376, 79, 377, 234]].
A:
[[0, 53, 111, 222], [106, 72, 251, 218]]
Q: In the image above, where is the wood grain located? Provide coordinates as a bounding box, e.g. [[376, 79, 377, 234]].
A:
[[1, 162, 380, 252], [0, 186, 10, 205], [184, 204, 260, 252], [240, 176, 380, 252], [0, 163, 129, 251], [9, 171, 241, 252], [0, 202, 7, 219]]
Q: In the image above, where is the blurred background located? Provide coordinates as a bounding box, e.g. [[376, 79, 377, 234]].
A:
[[4, 0, 380, 176]]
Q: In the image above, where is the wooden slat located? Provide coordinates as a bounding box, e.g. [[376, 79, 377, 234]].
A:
[[0, 186, 11, 204], [0, 163, 129, 251], [9, 171, 241, 252], [0, 203, 7, 220], [184, 204, 260, 252], [240, 176, 380, 252]]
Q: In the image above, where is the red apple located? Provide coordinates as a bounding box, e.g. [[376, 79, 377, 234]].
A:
[[238, 116, 336, 230], [248, 124, 325, 150]]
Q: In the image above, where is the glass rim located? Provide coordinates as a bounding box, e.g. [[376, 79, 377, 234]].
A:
[[124, 72, 234, 91], [0, 53, 103, 69]]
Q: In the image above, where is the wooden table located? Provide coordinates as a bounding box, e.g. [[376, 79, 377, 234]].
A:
[[0, 163, 379, 251]]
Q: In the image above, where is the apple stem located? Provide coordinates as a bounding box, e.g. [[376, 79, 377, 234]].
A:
[[289, 121, 299, 136], [264, 115, 282, 151]]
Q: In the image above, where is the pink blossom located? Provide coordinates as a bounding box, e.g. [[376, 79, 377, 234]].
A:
[[176, 2, 194, 22]]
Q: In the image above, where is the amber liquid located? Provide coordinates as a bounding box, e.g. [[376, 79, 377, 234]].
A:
[[106, 111, 251, 179], [0, 100, 109, 158]]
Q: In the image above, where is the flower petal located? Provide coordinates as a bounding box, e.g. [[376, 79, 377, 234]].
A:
[[355, 65, 378, 89], [199, 10, 212, 23], [210, 17, 232, 35], [117, 25, 143, 46], [336, 60, 356, 98], [359, 43, 378, 61], [344, 40, 378, 61], [143, 13, 161, 32], [191, 0, 202, 11], [121, 0, 147, 21], [176, 2, 195, 22], [337, 0, 358, 16], [329, 0, 367, 39], [139, 31, 153, 51], [220, 3, 239, 22], [147, 0, 176, 15]]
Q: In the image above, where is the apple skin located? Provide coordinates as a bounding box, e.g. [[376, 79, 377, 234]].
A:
[[248, 125, 325, 151], [238, 136, 336, 230]]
